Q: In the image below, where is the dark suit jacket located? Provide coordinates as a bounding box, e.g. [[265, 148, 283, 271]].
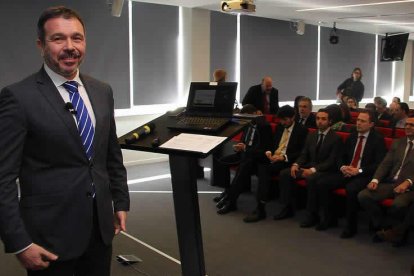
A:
[[242, 84, 279, 114], [340, 130, 386, 177], [378, 111, 392, 121], [242, 121, 273, 161], [373, 137, 414, 183], [272, 123, 308, 165], [0, 68, 130, 259], [295, 112, 316, 128], [295, 129, 342, 172]]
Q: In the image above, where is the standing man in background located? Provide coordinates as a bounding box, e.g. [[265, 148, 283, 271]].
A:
[[0, 6, 129, 275], [242, 76, 279, 114]]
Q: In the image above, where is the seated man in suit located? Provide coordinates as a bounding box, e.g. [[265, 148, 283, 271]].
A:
[[215, 105, 272, 214], [390, 102, 409, 128], [274, 109, 342, 223], [374, 96, 392, 121], [243, 105, 308, 222], [242, 76, 279, 115], [295, 97, 316, 128], [358, 116, 414, 238], [306, 110, 386, 235]]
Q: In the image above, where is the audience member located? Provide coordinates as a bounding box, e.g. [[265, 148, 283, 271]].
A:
[[308, 111, 386, 235], [295, 97, 316, 128], [274, 109, 342, 222], [326, 104, 347, 130], [243, 105, 308, 222], [337, 67, 364, 104], [215, 105, 273, 215], [373, 97, 392, 121], [213, 69, 227, 82], [347, 97, 358, 111], [242, 76, 279, 114], [390, 102, 409, 128], [358, 116, 414, 238], [293, 95, 304, 115], [393, 97, 401, 104]]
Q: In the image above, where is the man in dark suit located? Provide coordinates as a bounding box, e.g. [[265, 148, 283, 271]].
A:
[[295, 96, 316, 128], [307, 111, 386, 235], [390, 102, 409, 128], [0, 7, 129, 275], [215, 105, 273, 214], [243, 105, 308, 222], [374, 96, 392, 121], [275, 109, 342, 224], [242, 77, 279, 114], [359, 116, 414, 237]]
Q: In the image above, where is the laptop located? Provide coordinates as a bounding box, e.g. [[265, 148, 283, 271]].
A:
[[167, 82, 238, 133]]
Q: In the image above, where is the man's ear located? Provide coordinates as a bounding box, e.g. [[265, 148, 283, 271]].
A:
[[36, 39, 44, 57]]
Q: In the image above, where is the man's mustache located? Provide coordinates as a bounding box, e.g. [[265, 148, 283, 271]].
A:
[[59, 51, 81, 59]]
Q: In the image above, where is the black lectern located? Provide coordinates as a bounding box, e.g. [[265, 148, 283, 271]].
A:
[[118, 113, 249, 276]]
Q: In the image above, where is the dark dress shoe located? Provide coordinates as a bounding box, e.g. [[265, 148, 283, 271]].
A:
[[217, 203, 237, 215], [213, 192, 227, 203], [243, 210, 266, 223], [340, 228, 357, 239], [315, 219, 338, 231], [216, 196, 228, 209], [300, 214, 319, 228], [376, 228, 408, 247], [273, 206, 294, 220]]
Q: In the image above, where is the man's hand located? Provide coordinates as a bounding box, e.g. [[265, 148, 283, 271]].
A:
[[394, 181, 411, 194], [301, 168, 314, 178], [367, 182, 378, 191], [341, 166, 359, 177], [114, 211, 128, 235], [16, 243, 58, 271], [233, 143, 246, 152], [290, 165, 299, 178]]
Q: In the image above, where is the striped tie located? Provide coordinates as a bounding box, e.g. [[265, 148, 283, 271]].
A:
[[62, 81, 95, 160]]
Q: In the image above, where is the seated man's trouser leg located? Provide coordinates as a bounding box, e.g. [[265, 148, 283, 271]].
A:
[[226, 156, 256, 203], [312, 172, 344, 220], [305, 172, 334, 216], [358, 183, 414, 228], [212, 153, 241, 188], [257, 161, 290, 203]]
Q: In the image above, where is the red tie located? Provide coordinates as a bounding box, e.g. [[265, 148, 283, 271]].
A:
[[262, 93, 270, 114], [351, 136, 364, 168]]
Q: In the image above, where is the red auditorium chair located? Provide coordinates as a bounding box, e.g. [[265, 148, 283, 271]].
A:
[[375, 127, 393, 137], [350, 111, 359, 124], [384, 137, 393, 150], [336, 131, 350, 143], [378, 120, 390, 127], [393, 128, 405, 138], [264, 114, 274, 123]]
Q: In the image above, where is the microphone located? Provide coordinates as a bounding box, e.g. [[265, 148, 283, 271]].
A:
[[125, 123, 155, 144], [65, 102, 77, 115]]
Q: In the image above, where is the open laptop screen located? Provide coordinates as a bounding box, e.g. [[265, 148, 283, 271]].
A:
[[186, 82, 237, 116]]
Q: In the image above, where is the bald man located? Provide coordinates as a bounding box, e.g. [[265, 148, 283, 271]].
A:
[[242, 77, 279, 114]]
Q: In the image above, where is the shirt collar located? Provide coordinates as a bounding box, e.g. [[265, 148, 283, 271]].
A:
[[318, 127, 330, 136], [358, 130, 370, 138], [44, 63, 83, 88]]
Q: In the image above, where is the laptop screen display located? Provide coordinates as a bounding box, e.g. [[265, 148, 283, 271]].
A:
[[193, 90, 216, 107]]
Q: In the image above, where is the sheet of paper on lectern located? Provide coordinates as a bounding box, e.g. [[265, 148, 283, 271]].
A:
[[160, 133, 226, 153]]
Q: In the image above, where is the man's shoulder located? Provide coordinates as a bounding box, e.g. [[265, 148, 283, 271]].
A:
[[80, 74, 111, 89]]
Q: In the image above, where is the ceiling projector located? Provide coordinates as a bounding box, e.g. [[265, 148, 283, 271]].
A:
[[221, 0, 256, 13]]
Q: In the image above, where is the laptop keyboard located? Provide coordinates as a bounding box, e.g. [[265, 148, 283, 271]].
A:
[[177, 116, 229, 128]]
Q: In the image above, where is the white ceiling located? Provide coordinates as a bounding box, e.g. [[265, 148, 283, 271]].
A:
[[132, 0, 414, 38]]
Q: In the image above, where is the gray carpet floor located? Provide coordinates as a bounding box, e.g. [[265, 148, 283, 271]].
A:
[[1, 160, 414, 276]]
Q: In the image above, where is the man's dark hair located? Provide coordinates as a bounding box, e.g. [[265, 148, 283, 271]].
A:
[[359, 109, 376, 123], [240, 104, 257, 114], [277, 105, 295, 119], [299, 96, 313, 109], [373, 96, 387, 108], [399, 102, 409, 115], [317, 108, 331, 121], [37, 6, 85, 44]]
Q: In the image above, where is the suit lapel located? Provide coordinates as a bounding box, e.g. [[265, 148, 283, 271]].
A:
[[35, 68, 85, 151]]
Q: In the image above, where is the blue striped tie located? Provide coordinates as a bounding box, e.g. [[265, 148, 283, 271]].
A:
[[62, 81, 95, 160]]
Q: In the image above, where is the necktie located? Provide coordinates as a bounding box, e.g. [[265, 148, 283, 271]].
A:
[[315, 133, 324, 155], [299, 118, 304, 125], [262, 93, 270, 114], [395, 140, 413, 181], [275, 128, 289, 156], [62, 81, 95, 160], [350, 136, 365, 168]]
